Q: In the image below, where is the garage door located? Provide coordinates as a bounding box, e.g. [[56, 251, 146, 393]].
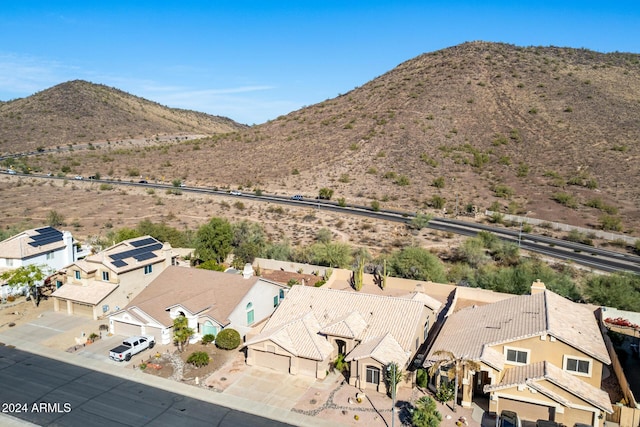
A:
[[72, 302, 95, 318], [500, 397, 553, 422], [143, 326, 163, 343], [299, 358, 318, 378], [113, 321, 142, 338], [255, 350, 290, 373]]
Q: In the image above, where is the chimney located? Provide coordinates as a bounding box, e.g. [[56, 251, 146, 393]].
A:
[[531, 279, 546, 295], [242, 263, 254, 279]]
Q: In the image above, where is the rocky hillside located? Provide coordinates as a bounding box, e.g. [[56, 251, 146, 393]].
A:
[[15, 42, 640, 234], [0, 80, 245, 152]]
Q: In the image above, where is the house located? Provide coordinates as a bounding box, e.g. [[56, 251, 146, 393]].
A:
[[425, 281, 612, 427], [108, 264, 289, 344], [244, 286, 440, 393], [0, 226, 78, 274], [51, 236, 173, 320]]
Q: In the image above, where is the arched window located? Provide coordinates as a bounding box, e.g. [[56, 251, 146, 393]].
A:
[[246, 302, 255, 325]]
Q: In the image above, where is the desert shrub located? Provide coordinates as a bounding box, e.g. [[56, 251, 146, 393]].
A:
[[600, 215, 623, 231], [416, 368, 428, 388], [493, 184, 514, 199], [215, 328, 241, 350], [552, 192, 577, 208], [201, 334, 216, 345], [186, 351, 210, 367], [432, 177, 445, 188], [516, 163, 529, 177], [395, 175, 410, 186], [371, 200, 380, 211], [434, 381, 455, 403], [429, 195, 446, 209]]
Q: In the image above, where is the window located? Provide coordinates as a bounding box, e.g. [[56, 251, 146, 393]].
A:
[[102, 271, 109, 281], [6, 259, 13, 267], [273, 295, 279, 307], [505, 348, 528, 364], [279, 289, 285, 299], [564, 356, 591, 375], [46, 252, 54, 260], [423, 319, 430, 341], [56, 281, 63, 289], [246, 302, 254, 325], [75, 270, 81, 280], [144, 265, 153, 275], [366, 366, 381, 385]]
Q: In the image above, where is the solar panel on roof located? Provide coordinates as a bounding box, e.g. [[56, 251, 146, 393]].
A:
[[28, 235, 63, 247], [109, 242, 163, 261], [134, 252, 157, 262], [129, 237, 157, 247], [34, 226, 57, 234], [112, 260, 128, 268]]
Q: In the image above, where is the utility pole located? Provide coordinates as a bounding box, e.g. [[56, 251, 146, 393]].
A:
[[388, 363, 397, 427]]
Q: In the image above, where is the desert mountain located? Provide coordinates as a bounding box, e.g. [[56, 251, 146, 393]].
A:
[[13, 42, 640, 234], [0, 80, 245, 152]]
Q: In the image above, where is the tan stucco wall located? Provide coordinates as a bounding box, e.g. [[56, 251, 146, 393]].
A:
[[490, 335, 604, 388]]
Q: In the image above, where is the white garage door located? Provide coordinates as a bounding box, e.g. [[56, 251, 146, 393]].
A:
[[143, 326, 163, 343], [113, 321, 142, 338]]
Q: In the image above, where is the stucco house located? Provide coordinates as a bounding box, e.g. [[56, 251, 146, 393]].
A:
[[51, 236, 173, 319], [108, 264, 289, 345], [425, 281, 612, 427], [244, 286, 440, 393], [0, 226, 79, 298]]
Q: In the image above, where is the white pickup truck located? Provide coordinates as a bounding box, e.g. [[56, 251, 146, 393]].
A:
[[109, 335, 155, 362]]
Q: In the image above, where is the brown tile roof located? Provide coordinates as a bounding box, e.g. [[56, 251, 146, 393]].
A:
[[485, 361, 613, 413], [426, 290, 610, 368], [121, 266, 260, 327], [51, 281, 118, 305], [246, 286, 425, 364]]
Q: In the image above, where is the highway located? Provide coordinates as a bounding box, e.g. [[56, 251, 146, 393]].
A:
[[2, 170, 639, 274]]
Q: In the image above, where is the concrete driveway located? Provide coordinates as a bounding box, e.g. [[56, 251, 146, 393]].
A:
[[223, 365, 317, 410]]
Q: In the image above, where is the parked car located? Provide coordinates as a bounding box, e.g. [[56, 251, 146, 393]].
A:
[[291, 194, 303, 201], [109, 335, 155, 362], [7, 169, 16, 175], [499, 411, 522, 427], [537, 420, 560, 427], [230, 190, 242, 196], [138, 180, 148, 184], [74, 175, 83, 180]]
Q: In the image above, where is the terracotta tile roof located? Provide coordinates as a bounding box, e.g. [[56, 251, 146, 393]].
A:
[[120, 266, 260, 327], [259, 312, 335, 360], [485, 361, 613, 413], [51, 281, 118, 305], [0, 227, 66, 259], [426, 290, 610, 368], [246, 286, 425, 365]]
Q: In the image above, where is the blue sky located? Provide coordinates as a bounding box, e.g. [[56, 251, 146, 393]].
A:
[[1, 1, 638, 125]]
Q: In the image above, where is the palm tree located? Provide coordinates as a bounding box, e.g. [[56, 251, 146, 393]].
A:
[[428, 350, 481, 412]]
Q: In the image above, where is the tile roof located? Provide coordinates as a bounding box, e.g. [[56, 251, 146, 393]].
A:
[[84, 235, 168, 274], [484, 361, 612, 413], [346, 333, 410, 366], [0, 227, 67, 259], [117, 265, 261, 327], [426, 289, 610, 368], [51, 281, 118, 305], [246, 286, 425, 364]]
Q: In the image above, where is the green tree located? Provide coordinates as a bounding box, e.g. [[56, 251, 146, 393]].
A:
[[231, 220, 267, 266], [310, 242, 353, 268], [0, 264, 50, 307], [264, 240, 292, 261], [195, 217, 233, 264], [584, 272, 640, 311], [387, 247, 446, 282], [385, 361, 403, 399], [457, 237, 489, 268], [172, 315, 194, 352], [106, 227, 142, 245], [318, 187, 334, 200], [316, 228, 333, 244], [411, 396, 442, 427], [410, 213, 433, 230], [47, 210, 65, 227]]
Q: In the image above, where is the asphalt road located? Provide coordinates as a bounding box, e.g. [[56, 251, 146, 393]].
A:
[[0, 346, 291, 427]]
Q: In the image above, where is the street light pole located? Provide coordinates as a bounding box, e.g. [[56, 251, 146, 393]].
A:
[[388, 364, 397, 427], [518, 211, 531, 248]]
